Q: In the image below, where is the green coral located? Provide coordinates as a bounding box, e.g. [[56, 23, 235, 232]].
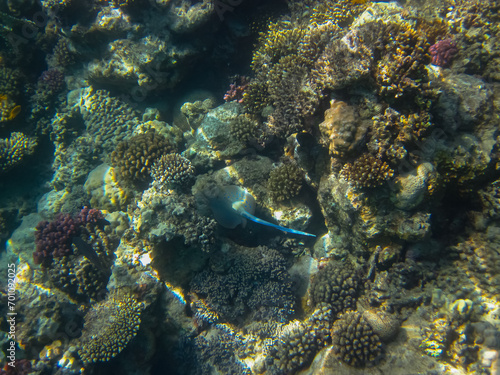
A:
[[78, 293, 143, 364], [0, 132, 37, 174], [111, 131, 176, 184], [267, 162, 304, 202]]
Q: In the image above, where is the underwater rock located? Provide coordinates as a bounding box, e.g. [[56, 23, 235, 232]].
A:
[[84, 164, 131, 212], [167, 0, 215, 34], [434, 72, 492, 131], [4, 213, 41, 267], [184, 102, 250, 170], [319, 100, 370, 159], [391, 162, 435, 210]]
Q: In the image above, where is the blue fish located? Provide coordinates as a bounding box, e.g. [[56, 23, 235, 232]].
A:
[[210, 185, 316, 237]]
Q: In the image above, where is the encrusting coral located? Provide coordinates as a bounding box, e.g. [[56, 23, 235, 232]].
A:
[[78, 293, 143, 364]]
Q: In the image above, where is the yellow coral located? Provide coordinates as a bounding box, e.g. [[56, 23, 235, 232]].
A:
[[0, 132, 37, 173]]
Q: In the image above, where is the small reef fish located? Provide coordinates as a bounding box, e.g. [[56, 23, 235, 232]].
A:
[[0, 94, 21, 121], [210, 185, 316, 237]]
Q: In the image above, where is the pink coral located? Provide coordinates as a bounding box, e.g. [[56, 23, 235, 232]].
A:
[[223, 76, 249, 103], [429, 39, 458, 67]]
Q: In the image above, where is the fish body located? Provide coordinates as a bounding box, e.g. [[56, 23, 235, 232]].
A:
[[211, 185, 316, 237]]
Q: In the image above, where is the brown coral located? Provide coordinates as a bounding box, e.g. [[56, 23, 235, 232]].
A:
[[331, 311, 383, 367], [374, 22, 430, 99], [110, 131, 176, 184], [341, 154, 394, 189], [267, 162, 304, 202], [150, 153, 194, 189]]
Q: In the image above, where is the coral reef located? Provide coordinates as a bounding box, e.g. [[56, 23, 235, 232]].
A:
[[309, 259, 360, 315], [341, 154, 394, 189], [110, 131, 176, 185], [267, 162, 304, 202], [331, 311, 383, 367], [190, 246, 294, 323], [0, 132, 37, 173], [150, 153, 194, 189], [78, 293, 143, 364]]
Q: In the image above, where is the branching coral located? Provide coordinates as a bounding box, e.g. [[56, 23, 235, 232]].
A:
[[374, 22, 430, 99], [267, 162, 304, 202], [150, 153, 195, 189], [78, 293, 143, 364], [111, 131, 176, 184], [368, 108, 433, 165], [0, 132, 37, 174], [341, 154, 394, 189], [190, 246, 294, 323]]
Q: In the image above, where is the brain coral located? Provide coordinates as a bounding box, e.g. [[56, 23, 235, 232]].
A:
[[78, 293, 143, 364]]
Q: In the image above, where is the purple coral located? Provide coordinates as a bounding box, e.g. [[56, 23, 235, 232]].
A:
[[34, 213, 78, 265], [429, 39, 458, 67], [38, 68, 65, 93], [223, 76, 249, 103], [33, 207, 105, 266], [77, 206, 105, 226]]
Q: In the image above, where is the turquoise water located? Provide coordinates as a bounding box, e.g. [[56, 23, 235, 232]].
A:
[[0, 0, 499, 374]]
